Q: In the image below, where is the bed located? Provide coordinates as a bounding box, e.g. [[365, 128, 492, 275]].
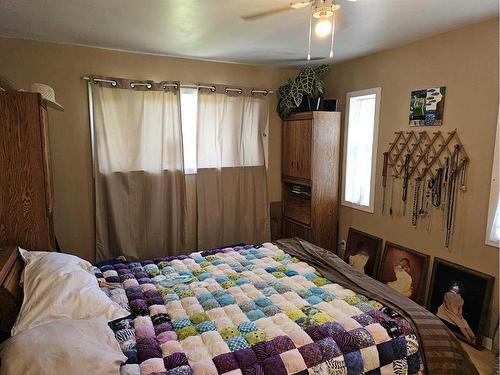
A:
[[0, 238, 477, 375]]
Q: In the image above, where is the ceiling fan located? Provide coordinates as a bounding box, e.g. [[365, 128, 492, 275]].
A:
[[240, 0, 340, 21], [241, 0, 352, 61]]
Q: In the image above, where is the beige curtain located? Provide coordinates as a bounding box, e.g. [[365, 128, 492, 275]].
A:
[[90, 80, 187, 261], [196, 88, 270, 249]]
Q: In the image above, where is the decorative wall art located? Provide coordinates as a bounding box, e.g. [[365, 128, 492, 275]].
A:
[[377, 242, 430, 304], [343, 228, 382, 277], [409, 86, 446, 126], [427, 258, 494, 348]]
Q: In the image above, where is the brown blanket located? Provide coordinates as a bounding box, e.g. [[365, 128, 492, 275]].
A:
[[276, 238, 478, 375]]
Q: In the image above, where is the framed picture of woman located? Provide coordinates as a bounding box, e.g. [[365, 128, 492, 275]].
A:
[[377, 242, 430, 304], [343, 228, 383, 277], [427, 258, 494, 348]]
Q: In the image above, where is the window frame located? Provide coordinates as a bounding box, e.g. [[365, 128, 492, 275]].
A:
[[485, 110, 499, 247], [341, 87, 382, 213]]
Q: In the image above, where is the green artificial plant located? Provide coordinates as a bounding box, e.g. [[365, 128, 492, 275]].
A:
[[277, 65, 329, 119]]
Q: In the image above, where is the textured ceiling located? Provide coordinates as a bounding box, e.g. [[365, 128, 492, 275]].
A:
[[0, 0, 497, 66]]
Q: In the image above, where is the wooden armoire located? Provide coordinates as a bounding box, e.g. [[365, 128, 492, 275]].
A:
[[0, 91, 55, 250], [281, 111, 340, 252]]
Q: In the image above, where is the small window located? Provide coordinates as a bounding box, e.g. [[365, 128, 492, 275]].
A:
[[180, 87, 198, 174], [341, 87, 381, 213]]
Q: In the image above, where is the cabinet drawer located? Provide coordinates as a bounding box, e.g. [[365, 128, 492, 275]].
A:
[[282, 218, 311, 241]]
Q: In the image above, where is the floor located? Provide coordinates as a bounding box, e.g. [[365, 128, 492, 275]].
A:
[[462, 342, 498, 375]]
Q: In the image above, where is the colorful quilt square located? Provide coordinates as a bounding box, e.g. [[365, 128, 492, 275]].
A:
[[361, 346, 380, 372], [227, 336, 250, 351], [377, 341, 395, 367], [163, 352, 189, 370], [316, 337, 342, 360], [238, 321, 258, 334], [272, 336, 296, 354], [280, 349, 307, 374], [298, 342, 323, 367], [213, 352, 239, 373], [391, 336, 407, 360], [233, 348, 258, 368], [344, 350, 364, 375], [349, 328, 376, 348], [196, 320, 217, 333]]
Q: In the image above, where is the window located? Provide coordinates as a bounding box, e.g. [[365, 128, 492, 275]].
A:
[[486, 110, 499, 246], [341, 87, 381, 213], [180, 87, 198, 174]]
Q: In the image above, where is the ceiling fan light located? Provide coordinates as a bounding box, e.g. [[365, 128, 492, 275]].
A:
[[315, 19, 332, 38], [313, 9, 333, 19], [290, 1, 311, 9], [313, 3, 340, 19]]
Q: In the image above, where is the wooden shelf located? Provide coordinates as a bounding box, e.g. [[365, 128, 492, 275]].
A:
[[282, 175, 311, 187]]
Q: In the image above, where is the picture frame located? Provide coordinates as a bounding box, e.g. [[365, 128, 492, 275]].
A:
[[427, 258, 494, 348], [343, 228, 383, 277], [377, 242, 430, 304], [409, 86, 446, 126]]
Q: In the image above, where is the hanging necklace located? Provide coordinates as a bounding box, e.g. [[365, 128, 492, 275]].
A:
[[412, 178, 421, 226], [431, 168, 443, 207], [402, 154, 411, 216]]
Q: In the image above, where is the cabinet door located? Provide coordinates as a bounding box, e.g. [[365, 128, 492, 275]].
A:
[[0, 92, 54, 250], [283, 118, 312, 181]]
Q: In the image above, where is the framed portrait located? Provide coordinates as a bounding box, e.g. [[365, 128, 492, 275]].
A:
[[427, 258, 494, 348], [377, 242, 430, 304], [344, 228, 383, 277]]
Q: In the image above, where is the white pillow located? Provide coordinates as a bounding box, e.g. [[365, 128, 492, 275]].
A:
[[12, 250, 129, 336], [18, 248, 93, 285], [0, 317, 127, 375]]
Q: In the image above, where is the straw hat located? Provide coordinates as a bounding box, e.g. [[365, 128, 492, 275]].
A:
[[29, 83, 64, 111]]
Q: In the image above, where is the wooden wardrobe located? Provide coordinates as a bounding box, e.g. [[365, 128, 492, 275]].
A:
[[0, 91, 55, 250], [281, 111, 340, 252]]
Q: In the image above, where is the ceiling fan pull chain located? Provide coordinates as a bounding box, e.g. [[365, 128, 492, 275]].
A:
[[307, 6, 313, 60], [329, 9, 336, 58]]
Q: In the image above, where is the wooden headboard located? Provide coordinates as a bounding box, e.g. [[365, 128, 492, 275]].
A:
[[0, 246, 23, 333]]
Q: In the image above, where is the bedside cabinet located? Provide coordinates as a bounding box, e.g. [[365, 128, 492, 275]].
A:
[[0, 246, 22, 333]]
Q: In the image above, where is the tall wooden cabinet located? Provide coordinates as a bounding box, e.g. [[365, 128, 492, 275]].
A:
[[0, 91, 55, 250], [282, 111, 340, 252]]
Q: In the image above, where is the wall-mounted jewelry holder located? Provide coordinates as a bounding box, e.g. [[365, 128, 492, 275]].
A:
[[382, 130, 469, 247]]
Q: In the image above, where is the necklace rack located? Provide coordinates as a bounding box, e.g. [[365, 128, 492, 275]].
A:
[[383, 130, 469, 247]]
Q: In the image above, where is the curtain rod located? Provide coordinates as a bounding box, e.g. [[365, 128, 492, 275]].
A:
[[82, 76, 273, 95]]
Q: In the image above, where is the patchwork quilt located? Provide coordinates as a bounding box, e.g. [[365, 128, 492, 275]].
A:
[[95, 243, 424, 375]]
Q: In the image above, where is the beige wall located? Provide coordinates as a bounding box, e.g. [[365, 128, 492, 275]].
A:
[[0, 38, 295, 262], [325, 18, 499, 337]]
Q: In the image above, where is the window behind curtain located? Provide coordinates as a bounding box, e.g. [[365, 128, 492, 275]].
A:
[[180, 87, 198, 174], [342, 87, 381, 212], [180, 87, 269, 174]]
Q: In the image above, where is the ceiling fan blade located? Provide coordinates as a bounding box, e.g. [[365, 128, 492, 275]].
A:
[[241, 1, 313, 20], [240, 5, 294, 21]]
